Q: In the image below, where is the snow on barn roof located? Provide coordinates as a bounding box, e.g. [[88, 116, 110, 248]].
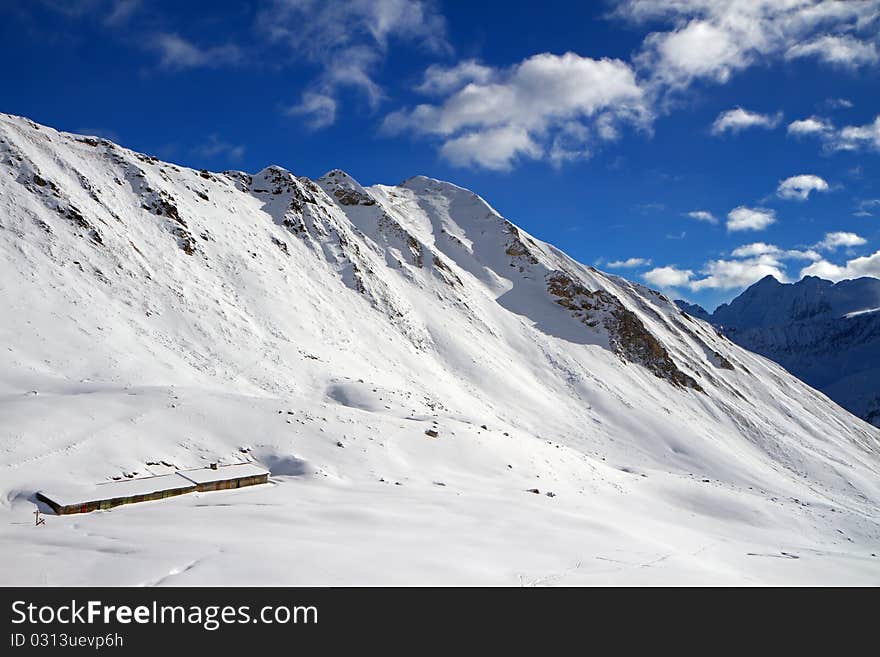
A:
[[38, 472, 196, 508], [179, 463, 269, 485], [37, 463, 269, 509]]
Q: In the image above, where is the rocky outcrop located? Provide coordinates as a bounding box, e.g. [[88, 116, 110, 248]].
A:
[[548, 272, 702, 391]]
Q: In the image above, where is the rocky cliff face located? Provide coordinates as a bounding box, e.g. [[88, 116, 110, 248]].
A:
[[676, 275, 880, 426]]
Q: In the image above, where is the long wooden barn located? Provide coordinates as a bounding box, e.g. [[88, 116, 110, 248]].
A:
[[37, 463, 270, 515]]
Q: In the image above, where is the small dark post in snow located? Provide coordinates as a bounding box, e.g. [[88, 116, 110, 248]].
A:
[[33, 510, 45, 526]]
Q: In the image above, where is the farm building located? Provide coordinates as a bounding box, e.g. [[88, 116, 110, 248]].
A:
[[37, 472, 196, 515], [37, 463, 270, 515], [179, 463, 269, 491]]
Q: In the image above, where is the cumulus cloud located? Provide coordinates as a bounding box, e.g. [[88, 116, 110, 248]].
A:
[[787, 116, 833, 137], [607, 257, 652, 268], [416, 59, 493, 95], [643, 265, 694, 287], [801, 250, 880, 282], [384, 52, 651, 170], [691, 241, 821, 289], [439, 126, 542, 170], [686, 210, 718, 224], [730, 242, 820, 261], [727, 206, 776, 232], [836, 115, 880, 152], [785, 34, 879, 67], [710, 108, 781, 135], [786, 114, 880, 152], [380, 1, 880, 169], [685, 240, 829, 290], [150, 33, 241, 70], [815, 231, 867, 250], [689, 256, 787, 291], [646, 230, 874, 292], [617, 0, 880, 92], [730, 242, 778, 258], [258, 0, 448, 128], [776, 174, 829, 200]]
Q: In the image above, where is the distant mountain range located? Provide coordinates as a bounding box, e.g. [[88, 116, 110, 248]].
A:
[[677, 275, 880, 427]]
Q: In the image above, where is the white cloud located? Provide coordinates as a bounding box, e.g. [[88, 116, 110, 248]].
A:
[[643, 265, 694, 287], [150, 33, 241, 70], [785, 34, 879, 67], [800, 250, 880, 282], [776, 174, 829, 200], [816, 231, 867, 250], [381, 1, 880, 170], [686, 241, 821, 289], [730, 242, 779, 258], [416, 60, 494, 95], [686, 210, 718, 224], [607, 257, 652, 268], [787, 116, 833, 137], [690, 256, 787, 291], [836, 115, 880, 152], [648, 229, 874, 292], [710, 108, 781, 135], [258, 0, 448, 128], [730, 242, 820, 261], [786, 114, 880, 152], [384, 52, 651, 170], [617, 0, 880, 93], [286, 92, 338, 129], [727, 206, 776, 232], [439, 126, 542, 170], [645, 255, 787, 291]]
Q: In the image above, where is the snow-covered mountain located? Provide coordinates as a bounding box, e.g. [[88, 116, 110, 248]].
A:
[[677, 275, 880, 428], [2, 113, 879, 585]]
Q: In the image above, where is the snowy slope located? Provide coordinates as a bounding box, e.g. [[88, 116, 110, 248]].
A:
[[678, 276, 880, 427], [1, 113, 879, 585]]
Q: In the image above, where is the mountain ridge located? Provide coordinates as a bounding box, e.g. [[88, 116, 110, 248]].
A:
[[2, 112, 879, 585]]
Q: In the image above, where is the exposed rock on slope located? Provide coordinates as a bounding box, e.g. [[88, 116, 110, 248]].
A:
[[547, 272, 702, 390]]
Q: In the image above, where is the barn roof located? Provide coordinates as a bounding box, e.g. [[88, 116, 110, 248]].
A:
[[179, 463, 269, 485], [38, 472, 196, 507], [37, 463, 269, 510]]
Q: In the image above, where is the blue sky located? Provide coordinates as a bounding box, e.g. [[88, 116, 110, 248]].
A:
[[2, 0, 879, 309]]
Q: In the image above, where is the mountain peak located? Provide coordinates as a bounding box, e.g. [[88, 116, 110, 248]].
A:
[[753, 274, 783, 287], [318, 169, 376, 207], [320, 168, 356, 181]]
